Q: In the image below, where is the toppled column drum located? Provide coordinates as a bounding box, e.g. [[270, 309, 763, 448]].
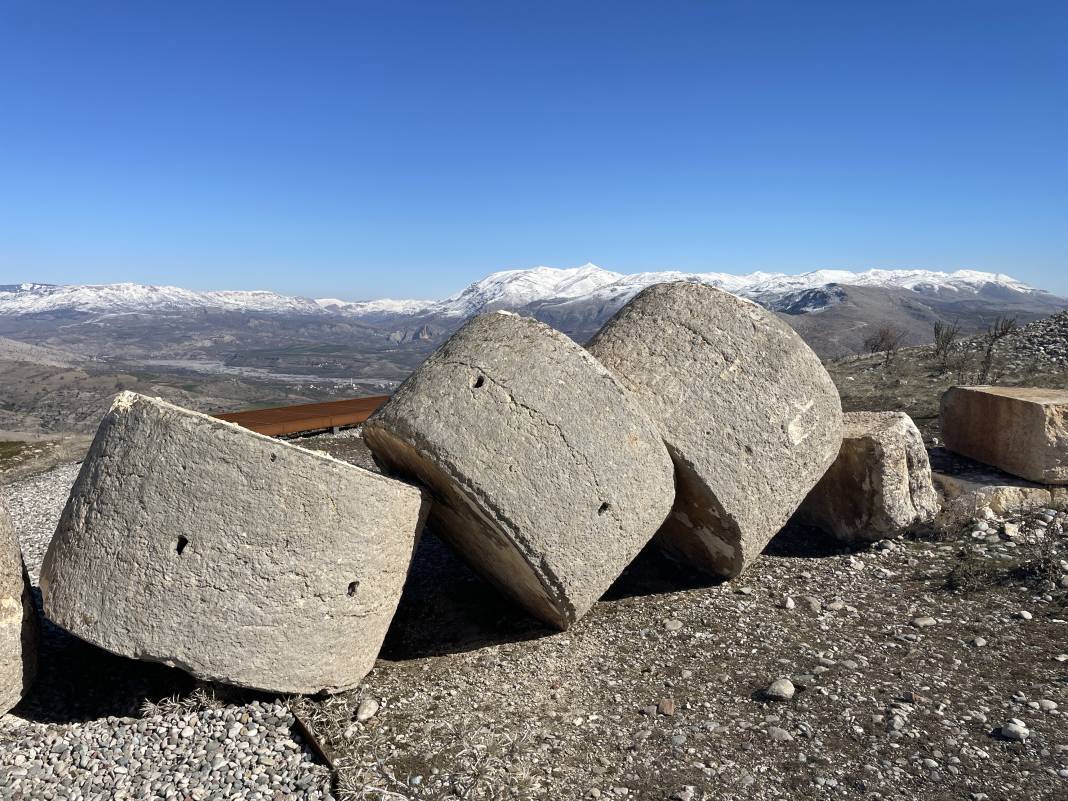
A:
[[1, 500, 38, 714], [588, 282, 843, 576], [41, 392, 429, 695], [364, 312, 676, 629]]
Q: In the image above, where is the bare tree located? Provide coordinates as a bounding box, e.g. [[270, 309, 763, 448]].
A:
[[862, 325, 905, 357], [948, 348, 976, 384], [862, 324, 909, 366], [880, 325, 909, 367], [977, 315, 1017, 383], [932, 318, 962, 368]]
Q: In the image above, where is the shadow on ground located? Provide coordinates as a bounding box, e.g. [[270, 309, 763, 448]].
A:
[[380, 530, 734, 661], [379, 532, 554, 661], [13, 589, 196, 725], [765, 519, 854, 559]]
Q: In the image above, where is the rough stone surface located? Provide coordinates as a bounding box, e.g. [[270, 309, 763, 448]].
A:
[[764, 678, 795, 701], [798, 411, 939, 543], [587, 281, 843, 577], [40, 392, 429, 694], [933, 471, 1056, 518], [941, 386, 1068, 484], [1, 499, 37, 715], [363, 312, 675, 630]]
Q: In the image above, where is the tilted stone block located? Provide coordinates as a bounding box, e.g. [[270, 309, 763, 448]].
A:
[[364, 312, 675, 630], [41, 393, 429, 695], [941, 386, 1068, 485], [798, 412, 939, 542], [1, 499, 38, 715], [587, 282, 843, 577]]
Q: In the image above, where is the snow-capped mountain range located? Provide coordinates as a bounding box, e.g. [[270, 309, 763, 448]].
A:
[[0, 264, 1052, 320], [0, 282, 323, 316]]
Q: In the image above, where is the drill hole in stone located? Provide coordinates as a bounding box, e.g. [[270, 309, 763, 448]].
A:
[[176, 536, 189, 555], [598, 502, 610, 516], [270, 453, 277, 462], [347, 581, 359, 597], [471, 374, 485, 389]]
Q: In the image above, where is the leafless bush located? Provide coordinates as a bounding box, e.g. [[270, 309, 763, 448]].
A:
[[932, 318, 961, 368], [977, 315, 1018, 383], [862, 324, 909, 366], [945, 552, 1000, 592], [1010, 533, 1061, 585]]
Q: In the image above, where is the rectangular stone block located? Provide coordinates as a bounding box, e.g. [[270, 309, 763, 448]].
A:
[[941, 386, 1068, 485], [798, 412, 939, 543]]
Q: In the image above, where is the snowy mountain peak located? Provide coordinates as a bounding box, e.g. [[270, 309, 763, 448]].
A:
[[0, 265, 1052, 321], [0, 282, 321, 316]]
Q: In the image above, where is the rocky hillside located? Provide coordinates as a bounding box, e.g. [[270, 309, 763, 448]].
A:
[[830, 309, 1068, 443], [985, 309, 1068, 369]]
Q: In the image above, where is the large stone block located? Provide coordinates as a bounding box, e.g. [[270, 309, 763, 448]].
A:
[[363, 312, 675, 630], [1, 499, 38, 715], [941, 386, 1068, 484], [929, 447, 1058, 519], [798, 412, 939, 542], [41, 392, 429, 695], [587, 281, 843, 576]]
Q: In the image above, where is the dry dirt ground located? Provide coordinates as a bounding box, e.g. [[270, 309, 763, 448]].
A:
[[3, 354, 1068, 799], [287, 437, 1068, 801], [1, 435, 1067, 800]]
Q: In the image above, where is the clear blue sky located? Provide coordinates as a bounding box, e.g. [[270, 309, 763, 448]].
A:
[[1, 1, 1066, 299]]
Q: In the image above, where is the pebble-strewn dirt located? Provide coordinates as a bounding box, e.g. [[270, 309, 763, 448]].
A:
[[0, 464, 333, 801], [295, 503, 1068, 800], [3, 435, 1067, 801]]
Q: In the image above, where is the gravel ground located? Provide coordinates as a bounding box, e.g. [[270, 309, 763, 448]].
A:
[[2, 460, 81, 578], [293, 506, 1068, 801], [0, 463, 334, 801], [3, 434, 1068, 800]]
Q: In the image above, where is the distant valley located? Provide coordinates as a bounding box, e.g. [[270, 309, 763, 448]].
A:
[[0, 265, 1064, 434]]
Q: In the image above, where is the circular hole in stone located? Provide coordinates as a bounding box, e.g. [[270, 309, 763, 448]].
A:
[[347, 581, 359, 597], [176, 536, 189, 555], [471, 374, 485, 389], [598, 502, 610, 516], [270, 453, 277, 462]]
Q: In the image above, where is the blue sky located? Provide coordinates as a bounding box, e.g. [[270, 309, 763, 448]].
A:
[[1, 1, 1065, 299]]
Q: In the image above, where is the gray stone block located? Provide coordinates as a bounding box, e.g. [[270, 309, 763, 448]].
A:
[[588, 281, 842, 576], [364, 312, 675, 630], [798, 411, 939, 543], [1, 499, 38, 715], [41, 392, 429, 694]]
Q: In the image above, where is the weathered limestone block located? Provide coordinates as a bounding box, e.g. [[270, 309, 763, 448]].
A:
[[928, 446, 1059, 519], [941, 386, 1068, 484], [1, 500, 38, 714], [934, 472, 1055, 519], [41, 392, 429, 695], [587, 281, 843, 576], [798, 412, 939, 542], [363, 312, 675, 630]]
